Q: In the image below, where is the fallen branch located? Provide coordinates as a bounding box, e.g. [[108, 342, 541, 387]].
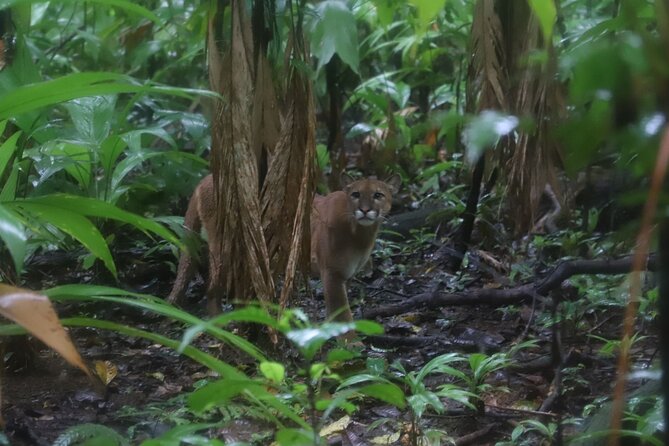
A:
[[364, 334, 489, 352], [454, 424, 496, 446], [363, 254, 657, 319]]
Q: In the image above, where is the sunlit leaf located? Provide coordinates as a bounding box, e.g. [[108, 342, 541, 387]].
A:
[[259, 361, 285, 384], [463, 110, 519, 164], [286, 322, 357, 360]]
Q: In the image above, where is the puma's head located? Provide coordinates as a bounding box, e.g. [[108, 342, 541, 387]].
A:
[[341, 173, 401, 227]]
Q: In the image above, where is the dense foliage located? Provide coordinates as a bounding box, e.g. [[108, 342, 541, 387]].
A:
[[0, 0, 666, 445]]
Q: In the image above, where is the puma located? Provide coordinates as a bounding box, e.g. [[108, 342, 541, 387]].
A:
[[167, 173, 401, 320], [311, 173, 401, 322], [167, 174, 223, 315]]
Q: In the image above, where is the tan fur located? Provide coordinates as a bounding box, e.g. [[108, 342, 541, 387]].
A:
[[168, 173, 401, 319], [311, 173, 401, 322], [167, 175, 224, 315]]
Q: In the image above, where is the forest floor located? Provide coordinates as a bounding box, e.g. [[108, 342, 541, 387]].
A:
[[2, 224, 659, 445]]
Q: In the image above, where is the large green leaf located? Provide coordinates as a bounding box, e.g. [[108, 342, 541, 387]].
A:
[[45, 284, 267, 362], [357, 382, 406, 408], [64, 95, 117, 145], [0, 0, 161, 23], [528, 0, 556, 42], [10, 201, 117, 276], [0, 72, 218, 121], [310, 0, 360, 74], [408, 0, 447, 33], [0, 204, 27, 273], [18, 194, 181, 247]]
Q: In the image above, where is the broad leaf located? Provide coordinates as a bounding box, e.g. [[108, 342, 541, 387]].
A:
[[528, 0, 556, 42], [408, 0, 447, 33], [18, 194, 181, 247], [0, 0, 161, 23], [310, 0, 360, 74], [0, 72, 218, 121], [357, 383, 406, 408], [12, 201, 116, 276], [64, 95, 117, 145], [0, 204, 26, 274]]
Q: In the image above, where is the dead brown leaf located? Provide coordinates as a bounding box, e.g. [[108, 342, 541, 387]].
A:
[[0, 284, 94, 380]]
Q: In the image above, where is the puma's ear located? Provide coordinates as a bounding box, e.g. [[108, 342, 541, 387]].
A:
[[340, 172, 355, 188], [385, 173, 402, 194]]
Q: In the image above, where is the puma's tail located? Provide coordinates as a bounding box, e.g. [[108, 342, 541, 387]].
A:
[[167, 193, 202, 305]]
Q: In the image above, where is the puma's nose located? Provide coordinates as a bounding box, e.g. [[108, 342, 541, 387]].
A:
[[359, 206, 370, 213]]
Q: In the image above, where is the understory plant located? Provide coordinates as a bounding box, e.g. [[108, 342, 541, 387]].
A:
[[391, 353, 476, 446]]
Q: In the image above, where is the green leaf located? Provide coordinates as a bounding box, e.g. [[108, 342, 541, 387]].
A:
[[276, 429, 314, 446], [19, 194, 180, 247], [188, 379, 263, 412], [44, 284, 266, 362], [260, 361, 285, 384], [44, 143, 92, 189], [372, 0, 394, 26], [64, 95, 117, 145], [0, 128, 21, 180], [416, 353, 465, 382], [528, 0, 556, 42], [310, 0, 360, 74], [0, 204, 26, 273], [354, 320, 384, 335], [0, 0, 161, 23], [53, 423, 129, 446], [99, 135, 128, 177], [408, 0, 447, 33], [327, 348, 356, 363], [357, 382, 406, 408], [11, 201, 117, 277], [0, 161, 22, 201], [286, 322, 357, 360], [0, 72, 218, 121], [463, 111, 519, 164]]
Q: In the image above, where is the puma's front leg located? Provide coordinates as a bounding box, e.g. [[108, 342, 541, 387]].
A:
[[322, 270, 353, 322]]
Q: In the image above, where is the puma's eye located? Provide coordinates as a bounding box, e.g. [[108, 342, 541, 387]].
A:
[[373, 192, 384, 200], [351, 191, 361, 199]]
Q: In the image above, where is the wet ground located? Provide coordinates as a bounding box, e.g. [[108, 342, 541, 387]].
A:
[[2, 235, 659, 445]]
